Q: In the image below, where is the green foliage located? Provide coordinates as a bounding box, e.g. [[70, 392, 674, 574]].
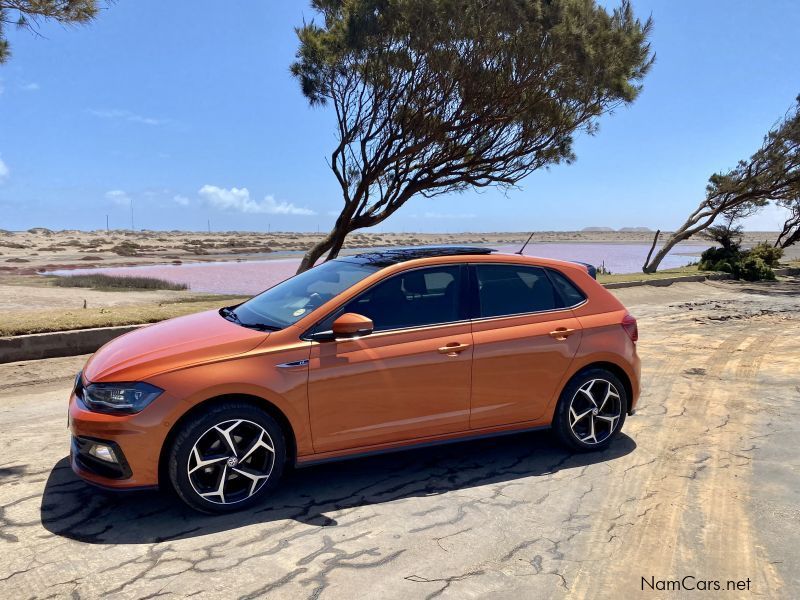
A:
[[739, 255, 776, 282], [0, 1, 99, 64], [698, 240, 782, 281], [748, 241, 783, 268], [292, 0, 654, 271], [53, 274, 188, 291]]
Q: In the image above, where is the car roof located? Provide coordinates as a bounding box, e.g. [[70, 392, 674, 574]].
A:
[[337, 246, 494, 267], [336, 246, 595, 277]]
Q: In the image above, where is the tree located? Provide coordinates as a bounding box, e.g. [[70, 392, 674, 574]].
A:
[[291, 0, 654, 272], [0, 1, 99, 64], [701, 211, 745, 254], [642, 95, 800, 273], [775, 198, 800, 249]]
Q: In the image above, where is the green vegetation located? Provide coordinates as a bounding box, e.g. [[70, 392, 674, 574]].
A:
[[53, 274, 188, 291], [292, 0, 654, 272], [698, 240, 783, 282]]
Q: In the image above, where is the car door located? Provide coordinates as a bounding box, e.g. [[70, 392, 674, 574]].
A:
[[307, 264, 473, 453], [469, 263, 583, 429]]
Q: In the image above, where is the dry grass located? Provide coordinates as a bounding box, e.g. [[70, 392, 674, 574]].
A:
[[1, 295, 248, 336], [596, 265, 702, 284], [53, 274, 188, 291]]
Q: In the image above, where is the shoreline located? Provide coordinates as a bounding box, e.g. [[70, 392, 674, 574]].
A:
[[4, 228, 782, 276]]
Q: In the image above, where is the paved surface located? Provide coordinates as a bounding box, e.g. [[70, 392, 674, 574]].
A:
[[1, 278, 799, 599]]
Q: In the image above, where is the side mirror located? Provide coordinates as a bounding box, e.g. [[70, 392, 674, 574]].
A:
[[332, 313, 374, 338]]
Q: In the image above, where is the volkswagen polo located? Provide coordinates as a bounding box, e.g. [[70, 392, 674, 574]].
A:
[[68, 247, 640, 513]]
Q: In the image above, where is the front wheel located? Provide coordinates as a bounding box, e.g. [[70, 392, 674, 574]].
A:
[[553, 369, 628, 452], [168, 402, 286, 513]]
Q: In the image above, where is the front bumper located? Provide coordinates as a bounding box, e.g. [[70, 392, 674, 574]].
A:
[[68, 391, 170, 489]]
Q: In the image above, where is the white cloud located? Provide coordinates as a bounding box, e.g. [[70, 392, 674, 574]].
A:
[[0, 157, 9, 183], [105, 189, 130, 206], [89, 109, 167, 126], [19, 82, 40, 92], [199, 185, 316, 215], [173, 194, 190, 206]]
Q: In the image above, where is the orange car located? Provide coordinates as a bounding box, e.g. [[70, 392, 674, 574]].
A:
[[69, 247, 640, 513]]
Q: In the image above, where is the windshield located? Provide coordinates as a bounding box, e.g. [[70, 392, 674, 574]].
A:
[[224, 259, 380, 330]]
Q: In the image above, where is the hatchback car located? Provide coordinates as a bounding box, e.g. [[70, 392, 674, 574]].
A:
[[68, 247, 640, 513]]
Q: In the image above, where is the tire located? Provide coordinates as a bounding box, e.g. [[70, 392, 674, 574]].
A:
[[553, 368, 628, 452], [168, 402, 287, 513]]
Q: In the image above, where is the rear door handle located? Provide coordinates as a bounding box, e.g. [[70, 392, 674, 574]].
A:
[[437, 342, 470, 355], [548, 328, 577, 340]]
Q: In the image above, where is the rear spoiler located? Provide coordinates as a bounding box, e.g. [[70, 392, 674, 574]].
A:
[[572, 262, 597, 279]]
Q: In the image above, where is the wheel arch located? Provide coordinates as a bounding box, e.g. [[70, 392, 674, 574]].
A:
[[158, 393, 298, 488], [568, 361, 634, 415]]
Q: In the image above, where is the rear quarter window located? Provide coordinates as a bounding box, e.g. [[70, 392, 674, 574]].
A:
[[547, 269, 587, 307]]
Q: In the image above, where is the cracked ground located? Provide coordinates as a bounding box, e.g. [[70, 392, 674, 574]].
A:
[[1, 277, 799, 599]]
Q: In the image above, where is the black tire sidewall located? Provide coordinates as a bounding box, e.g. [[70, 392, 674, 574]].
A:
[[554, 368, 628, 452], [168, 402, 286, 513]]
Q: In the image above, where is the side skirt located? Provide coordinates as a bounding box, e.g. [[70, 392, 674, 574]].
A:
[[295, 422, 552, 468]]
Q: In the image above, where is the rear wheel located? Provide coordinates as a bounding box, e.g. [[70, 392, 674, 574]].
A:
[[553, 369, 627, 452], [168, 402, 286, 513]]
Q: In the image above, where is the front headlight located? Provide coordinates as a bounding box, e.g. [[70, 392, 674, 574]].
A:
[[82, 382, 163, 414]]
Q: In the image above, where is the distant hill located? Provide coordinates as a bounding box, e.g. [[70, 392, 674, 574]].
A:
[[581, 226, 654, 233]]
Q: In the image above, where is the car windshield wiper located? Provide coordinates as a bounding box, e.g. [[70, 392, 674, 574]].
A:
[[243, 322, 282, 332], [220, 307, 281, 332]]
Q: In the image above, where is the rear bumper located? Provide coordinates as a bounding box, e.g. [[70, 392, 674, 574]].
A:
[[628, 350, 642, 414]]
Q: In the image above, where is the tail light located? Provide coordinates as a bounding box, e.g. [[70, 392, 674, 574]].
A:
[[622, 313, 638, 342]]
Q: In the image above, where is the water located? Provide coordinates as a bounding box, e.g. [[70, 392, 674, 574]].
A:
[[46, 243, 704, 295]]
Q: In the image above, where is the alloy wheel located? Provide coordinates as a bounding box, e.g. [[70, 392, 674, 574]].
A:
[[187, 419, 276, 505], [568, 379, 622, 445]]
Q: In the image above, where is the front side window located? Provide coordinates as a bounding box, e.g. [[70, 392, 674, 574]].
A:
[[323, 265, 464, 332], [228, 260, 380, 330], [476, 264, 562, 318]]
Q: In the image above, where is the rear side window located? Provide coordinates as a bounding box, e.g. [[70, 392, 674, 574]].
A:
[[475, 265, 562, 317], [547, 269, 586, 307]]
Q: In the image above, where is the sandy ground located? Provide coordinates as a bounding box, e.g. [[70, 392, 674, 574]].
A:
[[0, 277, 798, 598], [1, 229, 792, 275]]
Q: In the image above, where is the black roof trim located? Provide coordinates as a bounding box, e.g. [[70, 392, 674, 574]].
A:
[[338, 246, 495, 267]]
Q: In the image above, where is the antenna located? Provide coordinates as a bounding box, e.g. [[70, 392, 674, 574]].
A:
[[515, 232, 534, 255]]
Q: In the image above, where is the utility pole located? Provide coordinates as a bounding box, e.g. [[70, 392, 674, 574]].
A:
[[130, 198, 135, 231], [268, 223, 271, 234], [106, 215, 109, 231], [208, 218, 211, 233]]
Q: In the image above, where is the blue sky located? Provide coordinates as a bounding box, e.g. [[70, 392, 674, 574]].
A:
[[0, 0, 798, 233]]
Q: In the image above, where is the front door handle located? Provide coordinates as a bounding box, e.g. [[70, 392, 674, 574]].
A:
[[437, 342, 470, 355], [548, 328, 577, 341]]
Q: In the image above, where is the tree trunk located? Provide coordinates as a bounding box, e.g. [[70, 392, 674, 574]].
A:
[[642, 231, 692, 273], [296, 230, 337, 274], [642, 229, 660, 273], [324, 226, 350, 262]]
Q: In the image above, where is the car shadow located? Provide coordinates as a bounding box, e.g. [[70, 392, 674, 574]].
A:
[[41, 429, 636, 545]]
